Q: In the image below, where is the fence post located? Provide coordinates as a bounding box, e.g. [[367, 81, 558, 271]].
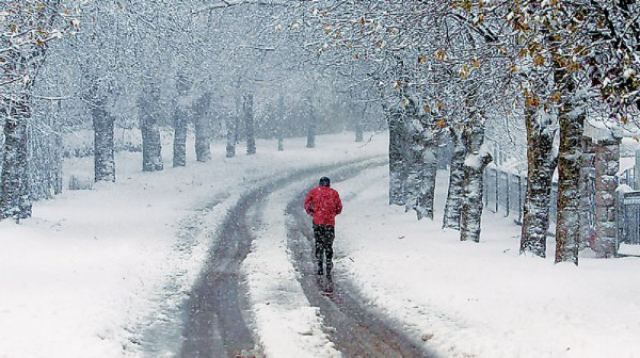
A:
[[617, 190, 625, 248], [517, 174, 523, 224], [624, 169, 629, 186], [505, 172, 510, 217], [550, 182, 558, 224], [483, 167, 488, 207], [495, 168, 499, 213]]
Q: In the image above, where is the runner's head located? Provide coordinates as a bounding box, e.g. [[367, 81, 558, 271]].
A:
[[319, 177, 331, 187]]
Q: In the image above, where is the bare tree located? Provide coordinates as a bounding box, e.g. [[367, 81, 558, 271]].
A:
[[139, 84, 164, 172], [0, 1, 71, 220]]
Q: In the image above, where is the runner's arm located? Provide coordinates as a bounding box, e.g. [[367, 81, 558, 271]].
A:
[[304, 191, 314, 215]]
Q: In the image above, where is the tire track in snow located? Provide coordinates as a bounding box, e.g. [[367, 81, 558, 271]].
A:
[[179, 190, 260, 357], [138, 192, 233, 357]]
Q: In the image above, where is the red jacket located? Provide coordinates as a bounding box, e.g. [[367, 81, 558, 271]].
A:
[[304, 186, 342, 226]]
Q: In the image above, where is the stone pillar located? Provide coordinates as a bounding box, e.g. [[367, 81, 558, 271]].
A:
[[593, 137, 621, 257], [635, 149, 640, 190], [579, 137, 596, 249]]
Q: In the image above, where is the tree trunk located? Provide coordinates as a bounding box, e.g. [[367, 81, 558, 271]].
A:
[[93, 99, 116, 182], [173, 105, 188, 167], [19, 123, 31, 219], [404, 118, 423, 214], [555, 92, 585, 265], [29, 124, 58, 201], [243, 94, 256, 155], [194, 94, 212, 162], [520, 105, 557, 257], [0, 95, 32, 220], [143, 125, 163, 171], [355, 122, 364, 143], [306, 112, 316, 149], [277, 96, 285, 151], [355, 103, 365, 143], [140, 92, 163, 172], [52, 133, 63, 195], [421, 127, 447, 220], [38, 130, 64, 196], [0, 1, 61, 220], [415, 144, 438, 220], [141, 129, 151, 171], [460, 119, 492, 242], [387, 109, 406, 206], [29, 126, 46, 200], [194, 118, 211, 162], [276, 123, 284, 151], [443, 127, 466, 229], [226, 114, 236, 158], [404, 115, 438, 220], [227, 91, 243, 158]]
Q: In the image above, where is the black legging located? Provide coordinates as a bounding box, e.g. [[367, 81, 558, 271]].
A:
[[313, 224, 335, 272]]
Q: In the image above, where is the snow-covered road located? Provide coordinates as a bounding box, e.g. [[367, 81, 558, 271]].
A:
[[175, 158, 389, 357], [164, 156, 431, 357], [0, 133, 389, 358]]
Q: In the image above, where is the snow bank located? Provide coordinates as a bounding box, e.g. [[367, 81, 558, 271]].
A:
[[0, 132, 387, 357], [337, 166, 640, 358]]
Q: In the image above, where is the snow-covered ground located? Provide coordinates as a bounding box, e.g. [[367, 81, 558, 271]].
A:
[[0, 132, 386, 358], [337, 166, 640, 358], [3, 130, 639, 358]]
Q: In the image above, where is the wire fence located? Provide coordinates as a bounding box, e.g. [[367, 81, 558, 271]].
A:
[[619, 167, 635, 188], [485, 164, 640, 247], [482, 165, 559, 226]]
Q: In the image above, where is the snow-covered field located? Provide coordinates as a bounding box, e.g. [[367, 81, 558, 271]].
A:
[[0, 133, 386, 358], [337, 166, 640, 358]]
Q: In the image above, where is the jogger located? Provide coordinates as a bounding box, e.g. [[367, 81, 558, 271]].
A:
[[304, 176, 342, 278]]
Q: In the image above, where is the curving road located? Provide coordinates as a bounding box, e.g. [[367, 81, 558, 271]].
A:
[[144, 157, 432, 357]]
